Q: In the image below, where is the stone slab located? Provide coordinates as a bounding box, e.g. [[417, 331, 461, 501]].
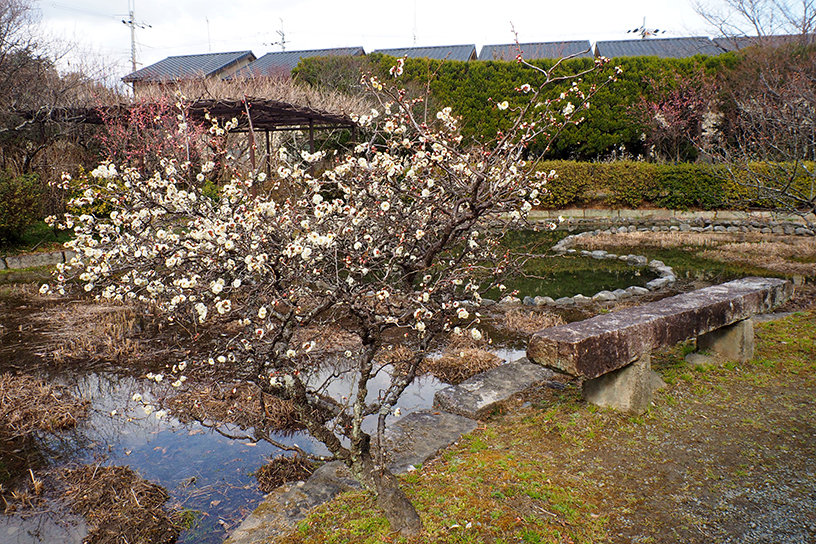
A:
[[527, 277, 791, 379], [3, 251, 64, 270], [433, 358, 554, 419], [382, 410, 477, 474]]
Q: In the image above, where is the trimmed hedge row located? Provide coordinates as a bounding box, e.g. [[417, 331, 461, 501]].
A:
[[536, 160, 815, 211], [294, 53, 737, 161]]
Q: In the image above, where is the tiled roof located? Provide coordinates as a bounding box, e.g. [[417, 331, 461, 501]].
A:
[[122, 51, 255, 83], [233, 47, 366, 78], [595, 37, 724, 58], [713, 34, 816, 51], [372, 44, 477, 62], [479, 41, 593, 61]]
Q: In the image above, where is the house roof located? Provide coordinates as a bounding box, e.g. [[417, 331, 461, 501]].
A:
[[479, 41, 593, 61], [595, 37, 724, 58], [233, 47, 366, 78], [372, 44, 478, 62], [713, 34, 816, 51], [122, 51, 256, 83]]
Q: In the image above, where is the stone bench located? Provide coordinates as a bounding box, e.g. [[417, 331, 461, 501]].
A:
[[527, 277, 792, 414]]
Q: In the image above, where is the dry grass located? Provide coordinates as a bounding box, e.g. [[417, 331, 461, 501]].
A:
[[0, 373, 88, 439], [699, 239, 816, 276], [570, 230, 748, 250], [30, 302, 143, 364], [62, 465, 182, 544], [419, 336, 503, 385], [256, 455, 316, 493], [500, 309, 566, 335], [572, 230, 816, 276]]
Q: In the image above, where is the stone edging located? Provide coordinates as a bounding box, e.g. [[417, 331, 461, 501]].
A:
[[0, 250, 76, 271], [495, 229, 677, 309]]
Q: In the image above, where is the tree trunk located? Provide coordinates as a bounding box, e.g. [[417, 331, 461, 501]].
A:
[[351, 452, 423, 535]]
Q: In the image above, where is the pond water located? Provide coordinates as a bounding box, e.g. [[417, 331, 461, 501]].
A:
[[0, 352, 447, 544]]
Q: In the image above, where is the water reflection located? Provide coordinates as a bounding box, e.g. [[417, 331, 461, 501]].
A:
[[1, 362, 445, 544]]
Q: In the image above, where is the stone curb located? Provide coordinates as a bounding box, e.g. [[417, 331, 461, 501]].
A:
[[0, 250, 76, 271], [528, 209, 816, 226]]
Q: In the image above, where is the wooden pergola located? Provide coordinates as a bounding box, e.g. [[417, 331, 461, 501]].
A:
[[20, 97, 358, 171], [187, 97, 358, 170]]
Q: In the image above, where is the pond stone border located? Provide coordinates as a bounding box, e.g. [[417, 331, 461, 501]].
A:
[[0, 250, 76, 271]]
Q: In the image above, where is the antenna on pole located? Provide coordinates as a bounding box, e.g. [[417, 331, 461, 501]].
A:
[[627, 17, 665, 39], [264, 19, 287, 50], [206, 16, 211, 52], [122, 0, 152, 73]]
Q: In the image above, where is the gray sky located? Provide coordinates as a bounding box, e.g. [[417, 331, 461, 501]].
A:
[[38, 0, 713, 79]]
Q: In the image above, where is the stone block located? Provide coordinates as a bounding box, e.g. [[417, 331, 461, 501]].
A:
[[593, 290, 617, 302], [383, 410, 477, 474], [433, 358, 554, 419], [582, 353, 653, 414], [696, 318, 754, 363], [4, 251, 64, 270], [625, 286, 650, 296], [0, 257, 5, 271]]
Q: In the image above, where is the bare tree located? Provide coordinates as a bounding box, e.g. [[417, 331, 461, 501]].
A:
[[693, 0, 816, 42], [699, 44, 816, 215]]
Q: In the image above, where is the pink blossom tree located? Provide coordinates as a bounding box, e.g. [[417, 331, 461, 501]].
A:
[[45, 55, 618, 533]]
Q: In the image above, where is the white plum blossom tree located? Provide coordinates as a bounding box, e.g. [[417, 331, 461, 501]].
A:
[[44, 54, 618, 533]]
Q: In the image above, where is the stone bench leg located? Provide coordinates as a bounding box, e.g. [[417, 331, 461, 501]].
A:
[[582, 353, 652, 415], [695, 318, 754, 363]]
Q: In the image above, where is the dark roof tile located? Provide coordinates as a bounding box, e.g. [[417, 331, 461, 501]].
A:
[[233, 47, 366, 78], [123, 51, 255, 83], [372, 44, 477, 62], [595, 37, 723, 58], [479, 41, 593, 61]]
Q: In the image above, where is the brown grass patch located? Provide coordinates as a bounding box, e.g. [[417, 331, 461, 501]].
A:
[[699, 239, 816, 276], [62, 465, 182, 544], [31, 302, 143, 364], [421, 336, 503, 385], [500, 309, 566, 335], [166, 382, 309, 435], [256, 455, 315, 492], [0, 373, 88, 439], [572, 230, 816, 276], [571, 230, 756, 250]]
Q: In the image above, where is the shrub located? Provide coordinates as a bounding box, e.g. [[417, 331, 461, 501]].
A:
[[0, 170, 41, 245]]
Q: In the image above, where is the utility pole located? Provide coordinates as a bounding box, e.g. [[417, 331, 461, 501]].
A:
[[122, 0, 151, 73]]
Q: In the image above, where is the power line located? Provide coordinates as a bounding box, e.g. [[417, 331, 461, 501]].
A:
[[43, 2, 123, 20]]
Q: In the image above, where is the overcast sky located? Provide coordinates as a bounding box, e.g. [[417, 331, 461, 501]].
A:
[[38, 0, 715, 79]]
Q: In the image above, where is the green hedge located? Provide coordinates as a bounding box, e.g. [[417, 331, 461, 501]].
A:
[[533, 160, 811, 211], [295, 53, 737, 161], [0, 170, 42, 245]]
